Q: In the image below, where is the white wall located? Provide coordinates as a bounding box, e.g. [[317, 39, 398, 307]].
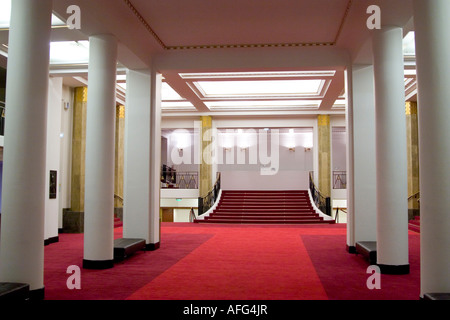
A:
[[164, 128, 199, 172], [221, 170, 310, 190], [174, 209, 192, 222], [347, 65, 377, 244], [59, 84, 74, 228], [216, 128, 314, 173], [331, 124, 347, 204], [44, 77, 63, 240], [161, 115, 348, 195], [161, 188, 199, 199], [332, 127, 347, 172]]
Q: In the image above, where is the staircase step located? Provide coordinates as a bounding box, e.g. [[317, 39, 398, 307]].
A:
[[223, 190, 308, 193], [214, 211, 314, 215], [409, 220, 420, 226], [408, 223, 420, 233], [206, 215, 321, 221], [197, 189, 333, 225], [222, 197, 309, 200], [216, 206, 313, 210], [196, 218, 332, 224], [408, 216, 420, 233], [219, 201, 311, 205], [213, 211, 316, 215], [114, 216, 123, 228]]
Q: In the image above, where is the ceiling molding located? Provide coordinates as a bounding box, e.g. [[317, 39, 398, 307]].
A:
[[124, 0, 353, 51], [122, 0, 167, 49], [334, 0, 354, 44]]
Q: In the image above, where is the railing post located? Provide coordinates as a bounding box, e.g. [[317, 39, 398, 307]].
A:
[[326, 197, 331, 216], [198, 197, 203, 216]]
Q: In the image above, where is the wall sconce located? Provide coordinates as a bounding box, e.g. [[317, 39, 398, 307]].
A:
[[304, 147, 311, 152], [289, 147, 295, 152]]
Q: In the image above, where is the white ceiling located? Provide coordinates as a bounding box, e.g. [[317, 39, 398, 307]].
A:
[[128, 0, 351, 48], [0, 0, 416, 116]]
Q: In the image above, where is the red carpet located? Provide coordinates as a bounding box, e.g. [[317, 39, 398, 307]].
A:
[[302, 232, 421, 300], [127, 226, 328, 300], [42, 223, 420, 300], [196, 190, 334, 224], [44, 227, 213, 300]]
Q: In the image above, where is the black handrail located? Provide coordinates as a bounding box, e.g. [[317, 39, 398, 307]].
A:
[[0, 104, 5, 136], [189, 207, 196, 223], [335, 207, 347, 223], [198, 172, 221, 216], [160, 164, 176, 184], [161, 170, 198, 189], [309, 171, 331, 216]]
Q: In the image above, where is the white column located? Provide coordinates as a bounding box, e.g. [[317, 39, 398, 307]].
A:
[[123, 69, 161, 249], [0, 0, 53, 298], [83, 34, 118, 269], [346, 65, 377, 251], [413, 0, 450, 296], [45, 77, 63, 245], [345, 67, 355, 251], [123, 69, 152, 244], [149, 70, 162, 249], [372, 27, 409, 274]]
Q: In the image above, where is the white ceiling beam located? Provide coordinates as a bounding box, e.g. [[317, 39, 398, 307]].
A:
[[318, 70, 345, 111], [163, 72, 210, 112]]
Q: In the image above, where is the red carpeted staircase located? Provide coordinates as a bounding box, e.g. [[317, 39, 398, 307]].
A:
[[408, 216, 420, 233], [195, 190, 334, 225], [114, 214, 123, 228]]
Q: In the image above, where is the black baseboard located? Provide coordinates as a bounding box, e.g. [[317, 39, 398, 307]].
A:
[[145, 242, 160, 251], [44, 236, 59, 246], [346, 245, 357, 254], [378, 264, 410, 275], [83, 259, 114, 270], [0, 282, 30, 301], [422, 293, 450, 300], [29, 287, 45, 301]]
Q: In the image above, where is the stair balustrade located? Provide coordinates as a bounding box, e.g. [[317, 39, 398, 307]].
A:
[[198, 172, 221, 216], [309, 171, 331, 216]]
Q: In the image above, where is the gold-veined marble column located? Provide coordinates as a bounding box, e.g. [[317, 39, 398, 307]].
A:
[[318, 115, 331, 197], [70, 86, 87, 213], [406, 101, 420, 214], [114, 104, 125, 209], [199, 116, 212, 198]]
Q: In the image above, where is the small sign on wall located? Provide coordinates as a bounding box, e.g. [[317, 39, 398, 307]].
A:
[[49, 170, 57, 199]]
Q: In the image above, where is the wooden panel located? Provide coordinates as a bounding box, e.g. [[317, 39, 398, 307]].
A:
[[162, 208, 174, 222]]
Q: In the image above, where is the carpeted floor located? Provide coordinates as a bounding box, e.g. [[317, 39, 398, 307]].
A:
[[43, 222, 420, 301]]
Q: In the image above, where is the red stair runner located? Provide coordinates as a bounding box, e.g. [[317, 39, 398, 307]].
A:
[[195, 190, 334, 225], [408, 216, 420, 233], [114, 215, 123, 228]]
